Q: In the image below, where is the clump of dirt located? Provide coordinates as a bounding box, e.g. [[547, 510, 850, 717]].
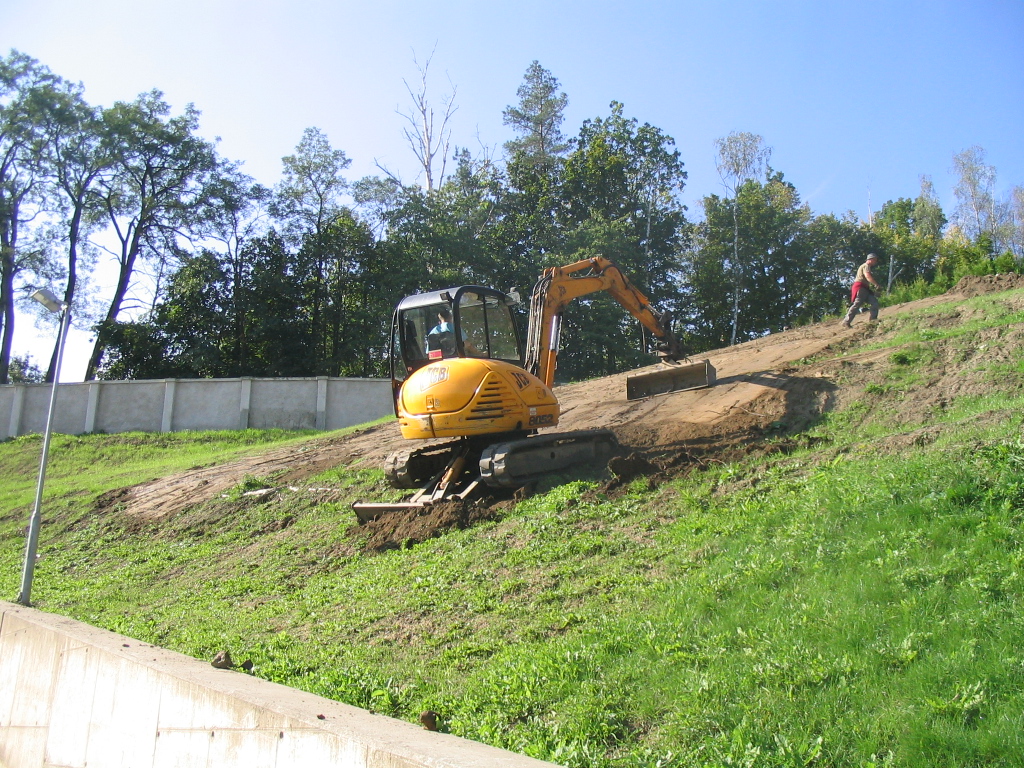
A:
[[95, 274, 1024, 550], [606, 453, 662, 487], [352, 499, 504, 552]]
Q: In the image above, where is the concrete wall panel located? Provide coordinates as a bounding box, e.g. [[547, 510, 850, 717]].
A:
[[0, 726, 47, 768], [171, 380, 243, 432], [1, 614, 59, 728], [325, 379, 394, 431], [85, 656, 162, 767], [95, 381, 166, 434], [248, 379, 319, 431], [16, 384, 89, 436], [151, 729, 212, 768], [275, 730, 356, 765], [0, 611, 57, 768], [206, 728, 282, 768], [0, 386, 14, 438], [44, 643, 100, 767]]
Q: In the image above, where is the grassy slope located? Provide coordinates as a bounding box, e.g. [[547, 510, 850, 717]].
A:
[[1, 290, 1023, 768]]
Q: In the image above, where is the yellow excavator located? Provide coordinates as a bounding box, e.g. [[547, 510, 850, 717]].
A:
[[352, 256, 715, 520]]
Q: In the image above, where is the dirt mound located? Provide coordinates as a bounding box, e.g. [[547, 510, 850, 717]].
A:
[[953, 273, 1024, 297], [99, 273, 1024, 548]]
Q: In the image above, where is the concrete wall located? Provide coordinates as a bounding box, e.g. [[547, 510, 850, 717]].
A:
[[0, 601, 559, 768], [0, 377, 394, 440]]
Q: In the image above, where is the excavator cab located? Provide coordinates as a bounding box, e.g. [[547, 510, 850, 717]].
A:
[[389, 286, 524, 409]]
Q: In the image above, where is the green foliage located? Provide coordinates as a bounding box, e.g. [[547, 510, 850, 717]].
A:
[[888, 345, 932, 366], [885, 277, 946, 304], [101, 214, 405, 379], [503, 61, 569, 166], [685, 174, 828, 345], [6, 354, 45, 383]]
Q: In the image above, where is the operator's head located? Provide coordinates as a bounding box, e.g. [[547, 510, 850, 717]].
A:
[[438, 306, 452, 321]]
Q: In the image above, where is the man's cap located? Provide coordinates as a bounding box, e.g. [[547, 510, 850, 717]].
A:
[[866, 253, 879, 261]]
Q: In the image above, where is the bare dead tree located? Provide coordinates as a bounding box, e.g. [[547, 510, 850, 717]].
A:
[[396, 48, 457, 192], [714, 131, 771, 346]]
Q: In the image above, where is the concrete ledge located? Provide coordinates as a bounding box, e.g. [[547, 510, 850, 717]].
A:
[[0, 601, 559, 768]]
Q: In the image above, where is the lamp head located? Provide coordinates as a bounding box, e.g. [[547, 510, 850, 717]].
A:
[[31, 288, 64, 313]]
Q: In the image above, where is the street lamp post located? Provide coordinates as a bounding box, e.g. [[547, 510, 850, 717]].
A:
[[17, 288, 71, 607]]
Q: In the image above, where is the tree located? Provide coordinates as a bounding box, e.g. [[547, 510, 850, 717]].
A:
[[99, 234, 299, 380], [100, 247, 239, 381], [351, 175, 406, 239], [230, 232, 310, 376], [562, 102, 687, 249], [1006, 185, 1024, 261], [714, 131, 771, 345], [683, 170, 878, 348], [193, 162, 270, 373], [0, 50, 61, 383], [951, 146, 998, 248], [556, 102, 689, 379], [687, 173, 820, 345], [800, 212, 863, 323], [86, 91, 218, 380], [503, 61, 569, 169], [378, 153, 494, 289], [272, 127, 352, 372], [273, 127, 350, 241], [7, 353, 43, 383], [95, 319, 178, 380], [911, 175, 946, 242], [34, 79, 113, 380], [395, 49, 456, 192], [496, 63, 572, 302], [872, 196, 942, 289]]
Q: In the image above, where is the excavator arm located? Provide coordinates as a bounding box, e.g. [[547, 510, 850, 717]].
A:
[[524, 256, 685, 388]]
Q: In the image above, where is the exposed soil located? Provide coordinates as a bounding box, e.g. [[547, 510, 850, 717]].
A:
[[96, 274, 1024, 549]]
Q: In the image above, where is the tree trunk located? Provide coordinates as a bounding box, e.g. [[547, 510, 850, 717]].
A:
[[46, 204, 83, 382], [0, 249, 15, 384], [730, 203, 741, 346], [85, 230, 142, 380]]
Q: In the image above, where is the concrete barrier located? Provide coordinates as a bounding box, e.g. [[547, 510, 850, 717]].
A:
[[0, 601, 559, 768], [0, 377, 394, 440]]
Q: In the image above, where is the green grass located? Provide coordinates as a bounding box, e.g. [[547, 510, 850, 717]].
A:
[[875, 290, 1024, 349], [0, 428, 316, 510], [1, 297, 1023, 767]]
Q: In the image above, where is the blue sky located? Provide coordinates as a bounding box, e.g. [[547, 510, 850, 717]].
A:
[[3, 0, 1022, 379]]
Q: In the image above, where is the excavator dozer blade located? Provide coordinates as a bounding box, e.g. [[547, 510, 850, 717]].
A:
[[352, 501, 431, 524], [626, 359, 716, 400]]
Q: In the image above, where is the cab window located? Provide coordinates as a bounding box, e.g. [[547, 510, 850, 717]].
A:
[[457, 292, 520, 362], [395, 303, 458, 375]]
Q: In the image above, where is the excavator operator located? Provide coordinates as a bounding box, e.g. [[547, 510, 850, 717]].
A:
[[426, 306, 482, 357]]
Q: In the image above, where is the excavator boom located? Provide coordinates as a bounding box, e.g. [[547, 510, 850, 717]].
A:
[[524, 257, 714, 398]]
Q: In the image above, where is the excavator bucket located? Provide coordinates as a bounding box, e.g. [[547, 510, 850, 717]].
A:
[[626, 359, 716, 400]]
